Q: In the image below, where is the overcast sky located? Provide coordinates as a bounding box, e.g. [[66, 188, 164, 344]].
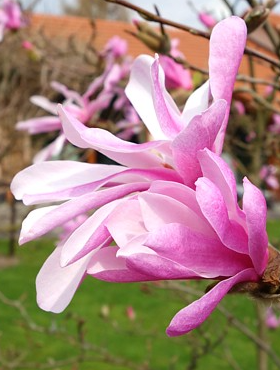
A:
[[19, 0, 280, 29]]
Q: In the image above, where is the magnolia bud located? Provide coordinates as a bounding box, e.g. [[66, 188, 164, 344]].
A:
[[264, 0, 277, 10], [244, 6, 270, 33], [131, 20, 171, 54]]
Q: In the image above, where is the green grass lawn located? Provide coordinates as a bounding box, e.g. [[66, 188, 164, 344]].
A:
[[0, 219, 280, 369]]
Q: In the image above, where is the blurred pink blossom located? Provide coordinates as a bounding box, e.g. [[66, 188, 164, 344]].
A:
[[0, 0, 25, 41], [266, 307, 280, 329], [198, 12, 217, 29], [126, 306, 136, 321], [260, 165, 279, 190], [16, 36, 141, 162], [269, 114, 280, 134], [21, 40, 33, 50], [101, 35, 128, 59], [233, 100, 245, 115]]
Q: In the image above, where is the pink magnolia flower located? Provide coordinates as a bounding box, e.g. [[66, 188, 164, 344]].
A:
[[22, 40, 33, 50], [16, 63, 137, 162], [198, 12, 217, 29], [126, 306, 136, 321], [12, 150, 268, 335], [16, 79, 112, 162], [269, 114, 280, 134], [85, 149, 268, 336], [0, 0, 25, 41], [266, 307, 280, 329], [101, 35, 128, 59], [17, 35, 142, 162], [233, 100, 245, 116], [260, 165, 279, 190], [11, 17, 249, 334]]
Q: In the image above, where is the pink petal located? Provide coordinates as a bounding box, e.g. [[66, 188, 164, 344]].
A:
[[87, 246, 151, 282], [33, 134, 66, 163], [209, 16, 247, 153], [36, 246, 93, 313], [144, 223, 252, 277], [148, 180, 202, 215], [139, 192, 215, 237], [30, 95, 58, 115], [125, 54, 167, 140], [58, 105, 167, 168], [159, 55, 193, 90], [60, 200, 121, 266], [105, 199, 147, 249], [172, 99, 227, 186], [51, 81, 84, 107], [16, 116, 61, 134], [242, 177, 268, 275], [18, 182, 150, 244], [197, 149, 245, 224], [166, 268, 259, 336], [196, 177, 248, 254], [150, 56, 184, 138], [181, 81, 210, 123], [126, 252, 200, 280], [11, 161, 124, 204]]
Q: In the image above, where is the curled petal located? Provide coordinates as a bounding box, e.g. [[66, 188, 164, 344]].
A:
[[106, 199, 147, 249], [125, 54, 167, 140], [18, 182, 149, 244], [196, 177, 248, 254], [243, 177, 268, 275], [197, 149, 245, 224], [209, 16, 247, 153], [166, 268, 259, 336], [172, 99, 227, 186], [150, 56, 184, 138], [58, 105, 167, 168], [60, 200, 121, 266]]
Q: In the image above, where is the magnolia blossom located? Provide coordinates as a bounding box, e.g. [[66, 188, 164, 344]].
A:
[[11, 16, 249, 335], [12, 149, 269, 335], [260, 164, 279, 190], [101, 35, 128, 60], [16, 79, 112, 162], [269, 113, 280, 134], [198, 12, 217, 29], [0, 0, 25, 41], [266, 307, 280, 329], [16, 37, 140, 162]]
